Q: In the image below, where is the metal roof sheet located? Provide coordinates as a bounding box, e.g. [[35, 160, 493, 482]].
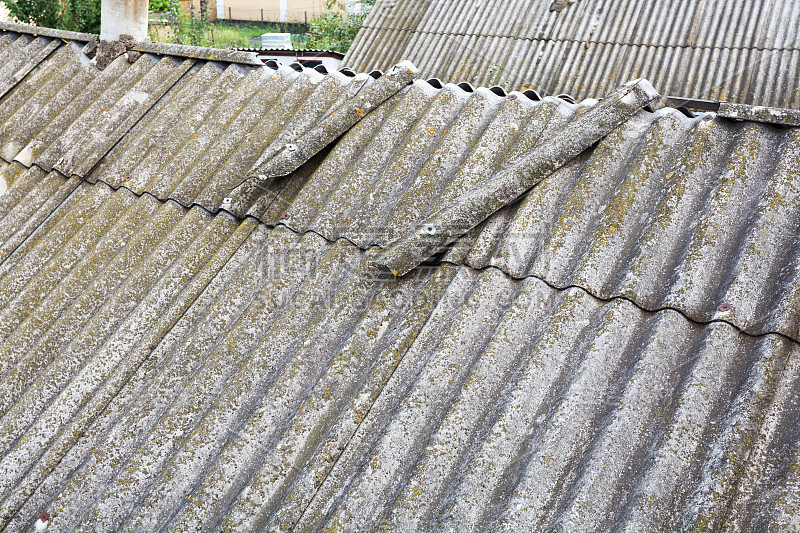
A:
[[343, 0, 800, 109]]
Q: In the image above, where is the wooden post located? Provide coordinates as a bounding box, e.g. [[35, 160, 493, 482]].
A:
[[304, 11, 307, 25], [228, 6, 231, 19], [261, 8, 263, 20]]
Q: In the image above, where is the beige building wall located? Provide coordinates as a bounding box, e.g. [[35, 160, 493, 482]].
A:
[[212, 0, 331, 22], [0, 3, 13, 23]]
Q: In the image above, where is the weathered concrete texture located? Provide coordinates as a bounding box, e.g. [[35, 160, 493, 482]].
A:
[[229, 60, 420, 212], [1, 22, 800, 533], [0, 20, 95, 42], [719, 102, 800, 127], [2, 23, 800, 346], [375, 78, 660, 275], [0, 173, 798, 531], [95, 38, 126, 70], [82, 35, 99, 58], [100, 0, 148, 41]]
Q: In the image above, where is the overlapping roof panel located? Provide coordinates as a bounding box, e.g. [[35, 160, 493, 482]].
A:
[[1, 170, 798, 532], [0, 25, 378, 201], [0, 36, 194, 175], [344, 0, 800, 108], [1, 22, 800, 533], [218, 79, 800, 341]]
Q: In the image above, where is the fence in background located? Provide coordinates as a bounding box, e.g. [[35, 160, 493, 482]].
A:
[[222, 4, 336, 23]]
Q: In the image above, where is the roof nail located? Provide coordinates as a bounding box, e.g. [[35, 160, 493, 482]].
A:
[[718, 302, 732, 312], [281, 213, 290, 220]]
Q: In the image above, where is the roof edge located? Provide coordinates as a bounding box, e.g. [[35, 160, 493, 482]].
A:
[[0, 22, 264, 66], [132, 41, 263, 65], [0, 20, 96, 42], [718, 102, 800, 127], [234, 48, 346, 59]]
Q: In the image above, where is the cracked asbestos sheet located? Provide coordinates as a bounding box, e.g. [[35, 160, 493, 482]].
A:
[[375, 78, 660, 275]]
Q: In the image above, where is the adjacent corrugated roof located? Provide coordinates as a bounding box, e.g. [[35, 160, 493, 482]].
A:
[[343, 0, 800, 109], [1, 21, 800, 532]]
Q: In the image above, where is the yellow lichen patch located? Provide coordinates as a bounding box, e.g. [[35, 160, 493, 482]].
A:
[[356, 109, 364, 117]]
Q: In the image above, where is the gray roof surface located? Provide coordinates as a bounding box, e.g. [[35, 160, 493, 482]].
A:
[[1, 21, 800, 532], [343, 0, 800, 109]]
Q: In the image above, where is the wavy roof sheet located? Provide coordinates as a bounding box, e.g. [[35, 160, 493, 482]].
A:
[[1, 169, 799, 533], [344, 0, 800, 109], [1, 22, 800, 532]]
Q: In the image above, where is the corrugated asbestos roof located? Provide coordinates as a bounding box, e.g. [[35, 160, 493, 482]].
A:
[[343, 0, 800, 109], [1, 21, 800, 532]]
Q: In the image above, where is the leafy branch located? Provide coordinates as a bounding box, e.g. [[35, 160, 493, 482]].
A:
[[1, 0, 100, 33], [307, 0, 374, 52]]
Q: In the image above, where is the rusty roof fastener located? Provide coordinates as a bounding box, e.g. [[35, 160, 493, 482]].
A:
[[422, 224, 436, 235], [493, 251, 503, 258], [718, 302, 732, 312], [124, 176, 132, 181], [38, 511, 50, 524], [703, 114, 713, 121], [508, 94, 517, 100], [281, 213, 290, 220]]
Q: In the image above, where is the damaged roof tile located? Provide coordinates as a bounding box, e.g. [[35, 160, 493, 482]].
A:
[[1, 20, 800, 533]]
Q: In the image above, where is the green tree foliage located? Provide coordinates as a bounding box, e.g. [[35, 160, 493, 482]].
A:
[[1, 0, 100, 33], [160, 0, 208, 46], [307, 0, 374, 53], [148, 0, 170, 11]]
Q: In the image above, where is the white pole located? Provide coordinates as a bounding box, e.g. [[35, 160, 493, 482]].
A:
[[100, 0, 148, 41]]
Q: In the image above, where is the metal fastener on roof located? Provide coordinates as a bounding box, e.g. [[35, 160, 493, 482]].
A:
[[422, 224, 436, 235], [281, 213, 290, 220], [665, 96, 721, 112], [285, 143, 298, 152], [718, 302, 732, 312]]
